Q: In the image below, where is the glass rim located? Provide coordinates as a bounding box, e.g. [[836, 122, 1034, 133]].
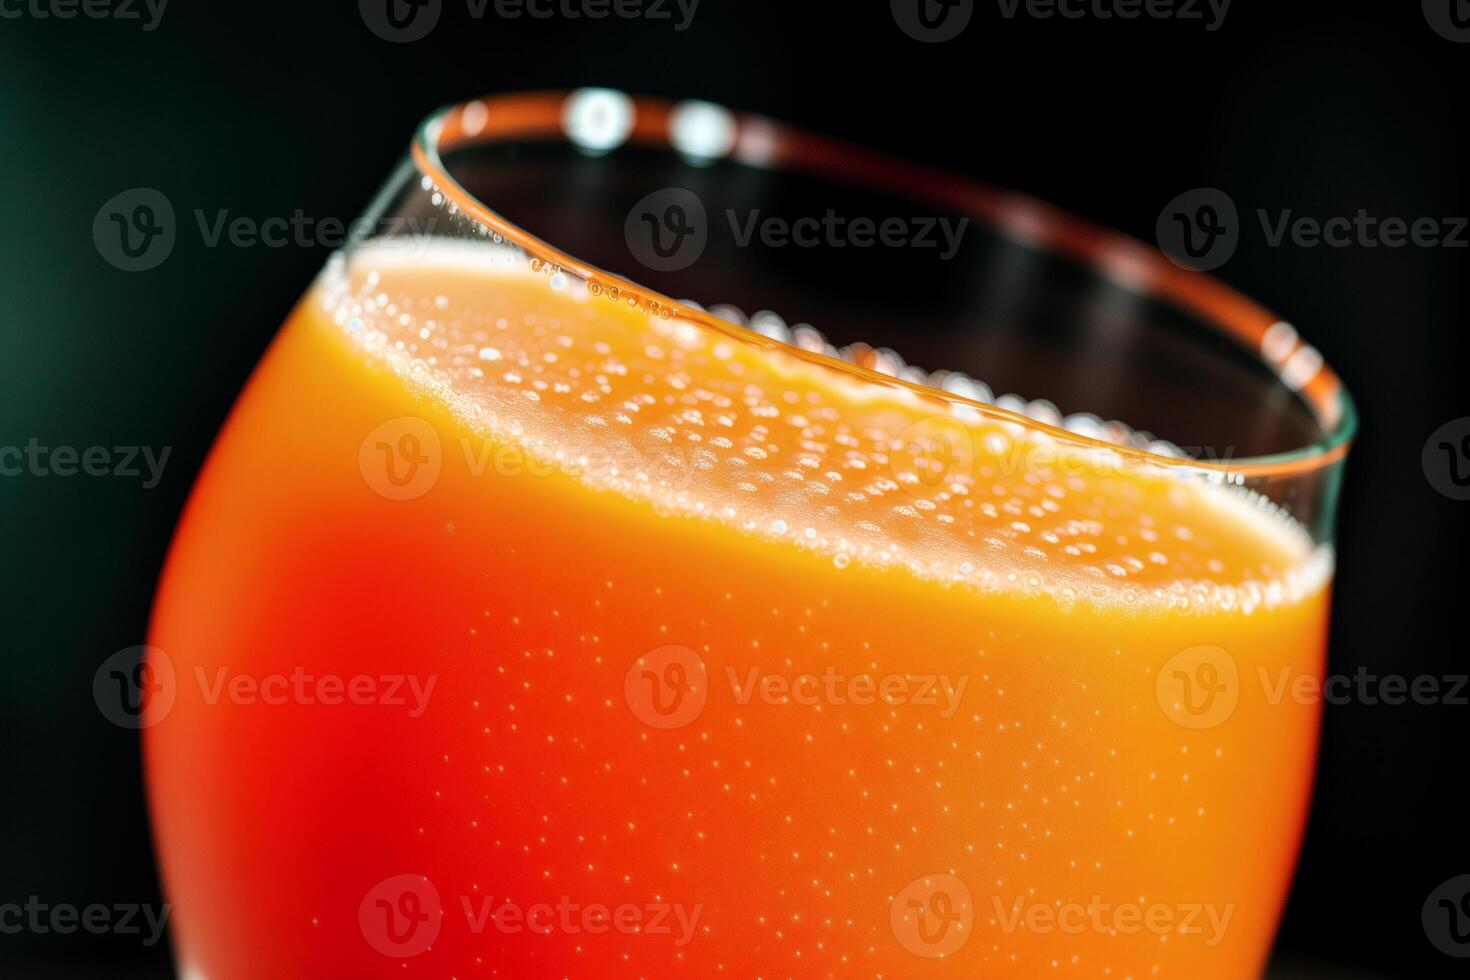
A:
[[408, 87, 1357, 481]]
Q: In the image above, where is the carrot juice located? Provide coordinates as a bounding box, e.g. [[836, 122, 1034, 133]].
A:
[[145, 240, 1331, 978]]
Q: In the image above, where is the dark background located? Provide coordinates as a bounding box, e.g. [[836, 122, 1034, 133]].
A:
[[0, 1, 1465, 976]]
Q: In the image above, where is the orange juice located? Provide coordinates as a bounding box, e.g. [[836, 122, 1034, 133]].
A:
[[146, 241, 1331, 978]]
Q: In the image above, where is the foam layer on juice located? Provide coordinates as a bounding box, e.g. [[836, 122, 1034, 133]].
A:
[[317, 241, 1331, 613]]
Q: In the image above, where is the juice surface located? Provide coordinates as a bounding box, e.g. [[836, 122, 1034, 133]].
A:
[[147, 243, 1330, 978]]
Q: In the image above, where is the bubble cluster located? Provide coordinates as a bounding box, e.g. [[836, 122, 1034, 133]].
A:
[[317, 241, 1330, 614]]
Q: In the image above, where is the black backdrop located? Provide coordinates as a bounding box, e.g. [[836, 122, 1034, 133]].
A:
[[0, 1, 1465, 976]]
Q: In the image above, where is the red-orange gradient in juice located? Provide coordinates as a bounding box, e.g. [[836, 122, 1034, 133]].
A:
[[146, 242, 1331, 978]]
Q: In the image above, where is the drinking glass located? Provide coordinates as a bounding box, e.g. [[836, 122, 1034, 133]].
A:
[[144, 89, 1355, 978]]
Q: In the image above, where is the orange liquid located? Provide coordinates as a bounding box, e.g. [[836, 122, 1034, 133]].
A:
[[147, 244, 1330, 978]]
